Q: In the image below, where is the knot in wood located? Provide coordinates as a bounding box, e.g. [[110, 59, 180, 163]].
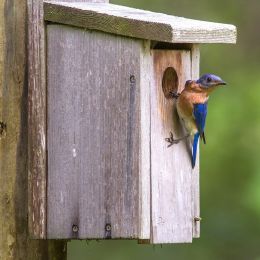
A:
[[0, 121, 7, 139]]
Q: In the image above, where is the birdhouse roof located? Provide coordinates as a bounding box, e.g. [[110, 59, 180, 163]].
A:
[[44, 1, 237, 44]]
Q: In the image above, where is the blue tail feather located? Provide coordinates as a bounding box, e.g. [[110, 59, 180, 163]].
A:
[[192, 133, 200, 169]]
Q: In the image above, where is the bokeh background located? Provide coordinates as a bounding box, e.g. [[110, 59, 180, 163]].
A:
[[69, 0, 260, 259]]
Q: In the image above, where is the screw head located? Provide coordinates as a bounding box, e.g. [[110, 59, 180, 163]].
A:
[[72, 224, 79, 233], [194, 217, 202, 222], [130, 75, 136, 84], [105, 223, 111, 232]]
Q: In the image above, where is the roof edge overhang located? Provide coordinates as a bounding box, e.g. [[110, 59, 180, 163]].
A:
[[44, 1, 237, 44]]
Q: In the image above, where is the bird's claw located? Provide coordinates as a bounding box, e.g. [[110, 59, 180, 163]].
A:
[[169, 91, 180, 99], [165, 132, 179, 147]]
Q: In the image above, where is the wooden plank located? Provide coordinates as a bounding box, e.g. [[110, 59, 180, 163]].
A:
[[151, 50, 193, 243], [191, 45, 200, 238], [47, 26, 80, 238], [47, 25, 142, 239], [28, 0, 47, 239], [28, 0, 108, 240], [44, 1, 237, 44], [139, 41, 152, 240]]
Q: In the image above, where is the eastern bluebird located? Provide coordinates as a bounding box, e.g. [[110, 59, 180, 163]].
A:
[[165, 74, 226, 169]]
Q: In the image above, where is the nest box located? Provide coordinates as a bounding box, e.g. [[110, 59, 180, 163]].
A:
[[28, 0, 236, 243]]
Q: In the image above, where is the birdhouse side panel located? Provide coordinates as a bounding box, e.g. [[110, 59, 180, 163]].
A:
[[47, 25, 143, 239]]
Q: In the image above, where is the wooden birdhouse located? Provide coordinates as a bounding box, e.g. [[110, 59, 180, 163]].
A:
[[28, 0, 236, 243]]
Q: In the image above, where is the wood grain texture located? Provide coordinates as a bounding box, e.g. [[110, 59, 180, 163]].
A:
[[47, 25, 143, 239], [191, 45, 200, 238], [139, 41, 152, 240], [28, 0, 47, 239], [151, 50, 193, 243], [0, 0, 66, 258], [44, 1, 237, 44], [28, 0, 106, 240]]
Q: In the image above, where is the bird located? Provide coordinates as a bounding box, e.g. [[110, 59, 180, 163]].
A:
[[165, 74, 226, 169]]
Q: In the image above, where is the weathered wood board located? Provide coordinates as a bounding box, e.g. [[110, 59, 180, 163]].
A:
[[28, 0, 47, 239], [139, 41, 152, 240], [47, 25, 150, 239], [44, 1, 237, 44], [28, 0, 109, 240], [191, 45, 200, 238], [150, 50, 194, 243]]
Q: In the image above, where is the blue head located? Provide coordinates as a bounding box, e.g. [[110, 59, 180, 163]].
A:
[[196, 74, 226, 88]]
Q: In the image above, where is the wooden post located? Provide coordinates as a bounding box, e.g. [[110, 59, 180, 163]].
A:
[[0, 0, 66, 259]]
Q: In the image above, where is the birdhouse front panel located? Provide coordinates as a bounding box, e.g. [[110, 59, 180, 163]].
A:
[[46, 24, 151, 239], [150, 49, 200, 243]]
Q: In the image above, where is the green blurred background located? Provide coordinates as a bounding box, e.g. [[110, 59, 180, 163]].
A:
[[68, 0, 260, 259]]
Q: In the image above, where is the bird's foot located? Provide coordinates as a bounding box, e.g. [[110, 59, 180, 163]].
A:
[[169, 91, 180, 99], [165, 132, 180, 147]]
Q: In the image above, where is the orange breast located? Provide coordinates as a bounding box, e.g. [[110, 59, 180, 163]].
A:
[[178, 88, 209, 116], [177, 93, 193, 118], [177, 89, 209, 123], [176, 86, 209, 135], [182, 80, 210, 104]]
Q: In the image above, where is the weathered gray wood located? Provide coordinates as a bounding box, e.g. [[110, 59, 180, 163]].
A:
[[0, 0, 66, 258], [28, 0, 107, 240], [151, 50, 193, 243], [28, 0, 47, 239], [139, 41, 152, 240], [44, 1, 237, 44], [47, 25, 144, 239], [191, 45, 200, 238]]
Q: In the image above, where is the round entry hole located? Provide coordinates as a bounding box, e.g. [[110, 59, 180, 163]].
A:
[[162, 67, 179, 99]]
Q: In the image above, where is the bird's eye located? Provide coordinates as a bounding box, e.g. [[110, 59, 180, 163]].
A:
[[207, 77, 212, 82]]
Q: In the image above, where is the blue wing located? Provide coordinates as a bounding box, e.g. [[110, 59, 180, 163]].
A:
[[192, 103, 208, 169], [192, 133, 200, 169], [193, 103, 208, 142]]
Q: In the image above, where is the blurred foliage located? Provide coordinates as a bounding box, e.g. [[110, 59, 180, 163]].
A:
[[68, 0, 260, 259]]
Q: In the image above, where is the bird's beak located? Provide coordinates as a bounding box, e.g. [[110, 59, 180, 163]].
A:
[[217, 80, 227, 86]]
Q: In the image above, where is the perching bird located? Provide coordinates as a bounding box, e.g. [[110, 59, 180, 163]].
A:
[[165, 74, 226, 169]]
